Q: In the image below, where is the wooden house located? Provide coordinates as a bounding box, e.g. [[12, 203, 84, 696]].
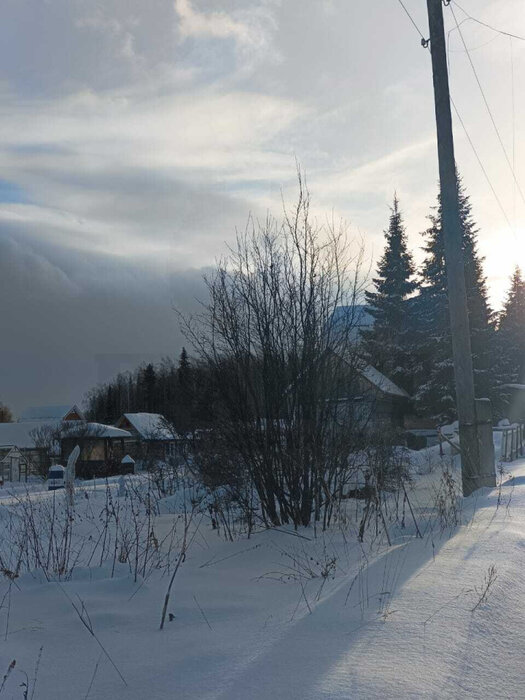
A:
[[114, 413, 181, 466], [60, 422, 133, 479], [0, 404, 133, 481]]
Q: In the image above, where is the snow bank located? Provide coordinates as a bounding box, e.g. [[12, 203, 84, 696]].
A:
[[0, 450, 523, 699]]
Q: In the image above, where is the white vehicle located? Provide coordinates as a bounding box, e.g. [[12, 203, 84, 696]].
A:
[[47, 465, 65, 491]]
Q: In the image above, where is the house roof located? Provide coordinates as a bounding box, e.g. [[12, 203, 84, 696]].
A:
[[0, 420, 131, 449], [0, 446, 29, 463], [360, 365, 410, 399], [61, 422, 132, 439], [19, 404, 84, 422], [117, 413, 175, 440]]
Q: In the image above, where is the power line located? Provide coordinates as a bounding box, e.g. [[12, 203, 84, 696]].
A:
[[393, 0, 515, 233], [395, 0, 426, 41], [510, 36, 516, 234], [452, 1, 525, 42], [449, 3, 525, 209], [450, 97, 513, 231], [448, 34, 499, 53]]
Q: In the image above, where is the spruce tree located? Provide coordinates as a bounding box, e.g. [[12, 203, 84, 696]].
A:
[[497, 266, 525, 385], [176, 348, 194, 432], [139, 363, 157, 413], [414, 179, 494, 422], [361, 195, 416, 392]]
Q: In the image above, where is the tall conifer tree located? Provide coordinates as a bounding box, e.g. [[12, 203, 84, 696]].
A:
[[497, 266, 525, 385], [361, 195, 416, 392], [414, 179, 494, 422]]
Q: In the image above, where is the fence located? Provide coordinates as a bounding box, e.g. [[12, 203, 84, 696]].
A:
[[500, 423, 525, 462]]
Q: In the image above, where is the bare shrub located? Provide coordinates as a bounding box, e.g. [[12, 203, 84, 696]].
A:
[[357, 438, 414, 544], [181, 173, 370, 530], [432, 460, 462, 532], [0, 473, 203, 584], [471, 564, 498, 612]]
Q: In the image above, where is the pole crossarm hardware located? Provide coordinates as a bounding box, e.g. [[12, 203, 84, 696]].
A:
[[426, 0, 496, 496]]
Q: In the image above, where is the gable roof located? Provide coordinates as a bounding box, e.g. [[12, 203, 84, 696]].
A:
[[19, 405, 85, 422], [0, 420, 131, 450], [360, 365, 410, 399], [61, 422, 132, 439], [116, 413, 175, 440], [0, 446, 29, 463]]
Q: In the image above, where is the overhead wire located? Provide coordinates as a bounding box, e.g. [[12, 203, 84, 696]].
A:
[[451, 1, 525, 43], [393, 0, 514, 232], [449, 97, 513, 230], [395, 0, 426, 41], [510, 36, 516, 235], [448, 2, 525, 210]]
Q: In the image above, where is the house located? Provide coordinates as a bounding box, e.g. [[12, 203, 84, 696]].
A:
[[0, 421, 55, 478], [329, 362, 411, 433], [60, 422, 133, 479], [114, 413, 181, 465], [0, 404, 133, 481], [329, 306, 415, 432], [0, 446, 31, 483], [356, 365, 411, 429]]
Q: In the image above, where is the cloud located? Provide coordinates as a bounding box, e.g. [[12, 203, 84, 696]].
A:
[[0, 228, 209, 413], [174, 0, 281, 79], [1, 0, 524, 412], [175, 0, 254, 43]]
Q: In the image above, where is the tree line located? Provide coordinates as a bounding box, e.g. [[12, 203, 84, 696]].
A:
[[84, 348, 215, 433], [87, 179, 525, 430]]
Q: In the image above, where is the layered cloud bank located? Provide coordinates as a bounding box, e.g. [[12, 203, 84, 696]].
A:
[[0, 0, 523, 410]]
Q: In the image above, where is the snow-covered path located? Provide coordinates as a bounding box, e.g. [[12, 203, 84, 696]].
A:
[[200, 467, 523, 700], [1, 460, 524, 699]]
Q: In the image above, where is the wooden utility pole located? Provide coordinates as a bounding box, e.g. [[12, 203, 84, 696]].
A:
[[426, 0, 495, 495]]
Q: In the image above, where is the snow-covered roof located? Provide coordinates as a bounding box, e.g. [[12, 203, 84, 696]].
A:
[[62, 422, 132, 439], [360, 365, 410, 399], [117, 413, 175, 440], [0, 446, 29, 463], [0, 420, 130, 449], [19, 404, 84, 422], [121, 454, 135, 464]]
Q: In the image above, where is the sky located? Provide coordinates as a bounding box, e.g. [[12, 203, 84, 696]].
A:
[[1, 0, 524, 415]]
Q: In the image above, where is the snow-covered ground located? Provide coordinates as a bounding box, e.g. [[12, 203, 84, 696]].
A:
[[0, 447, 523, 699]]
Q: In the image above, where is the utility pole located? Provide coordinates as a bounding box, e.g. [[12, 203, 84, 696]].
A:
[[426, 0, 495, 495]]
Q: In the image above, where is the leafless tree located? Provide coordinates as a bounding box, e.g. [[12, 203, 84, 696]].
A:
[[182, 173, 370, 528], [0, 403, 13, 423], [29, 424, 61, 477]]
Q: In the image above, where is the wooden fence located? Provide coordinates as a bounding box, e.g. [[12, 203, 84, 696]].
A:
[[500, 423, 525, 462]]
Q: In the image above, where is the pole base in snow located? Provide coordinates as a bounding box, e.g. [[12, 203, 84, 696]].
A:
[[460, 399, 496, 497]]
